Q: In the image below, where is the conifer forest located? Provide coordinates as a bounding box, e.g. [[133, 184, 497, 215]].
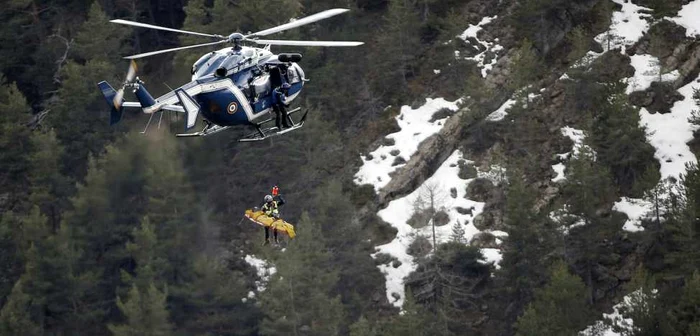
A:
[[2, 0, 700, 335]]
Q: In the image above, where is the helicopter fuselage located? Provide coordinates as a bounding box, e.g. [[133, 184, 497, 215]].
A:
[[140, 46, 305, 128]]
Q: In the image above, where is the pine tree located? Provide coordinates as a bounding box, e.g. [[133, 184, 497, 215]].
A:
[[108, 218, 173, 336], [27, 129, 70, 231], [405, 242, 491, 333], [590, 92, 658, 196], [174, 256, 260, 335], [564, 144, 617, 303], [259, 212, 344, 336], [0, 212, 24, 309], [73, 2, 129, 64], [0, 76, 33, 212], [349, 316, 379, 336], [385, 290, 428, 336], [499, 167, 559, 305], [371, 0, 422, 99], [450, 221, 466, 244], [173, 0, 211, 71], [567, 26, 589, 63], [565, 144, 615, 224], [141, 133, 200, 286], [663, 163, 700, 277], [47, 2, 131, 181], [610, 266, 661, 336], [663, 272, 700, 335], [1, 207, 90, 334], [508, 39, 541, 94], [0, 279, 41, 336], [515, 260, 594, 336]]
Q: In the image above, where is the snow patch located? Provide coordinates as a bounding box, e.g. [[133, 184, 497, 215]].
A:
[[486, 99, 516, 122], [552, 126, 590, 182], [459, 16, 496, 41], [372, 150, 503, 308], [551, 163, 567, 182], [671, 0, 700, 37], [641, 78, 700, 179], [613, 197, 653, 232], [626, 54, 680, 94], [244, 255, 277, 294], [614, 76, 700, 232], [581, 289, 656, 336], [457, 16, 502, 77], [354, 98, 461, 192], [595, 0, 652, 53]]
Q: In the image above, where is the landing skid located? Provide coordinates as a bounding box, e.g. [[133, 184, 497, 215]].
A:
[[239, 109, 308, 142], [175, 107, 307, 140], [176, 122, 230, 137]]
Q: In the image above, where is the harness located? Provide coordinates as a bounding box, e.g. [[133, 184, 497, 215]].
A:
[[262, 201, 279, 217]]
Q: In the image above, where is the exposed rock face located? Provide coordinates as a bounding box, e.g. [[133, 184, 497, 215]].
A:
[[674, 42, 700, 86], [631, 19, 700, 88], [377, 107, 478, 207], [628, 82, 685, 113], [527, 0, 602, 55], [466, 178, 496, 203], [589, 51, 635, 83], [470, 232, 498, 248]]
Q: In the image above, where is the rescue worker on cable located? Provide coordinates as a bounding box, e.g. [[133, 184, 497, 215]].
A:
[[262, 187, 285, 245]]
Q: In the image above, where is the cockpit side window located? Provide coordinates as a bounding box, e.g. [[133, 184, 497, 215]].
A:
[[192, 52, 215, 75]]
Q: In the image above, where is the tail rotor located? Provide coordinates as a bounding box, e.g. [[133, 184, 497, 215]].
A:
[[113, 60, 138, 111]]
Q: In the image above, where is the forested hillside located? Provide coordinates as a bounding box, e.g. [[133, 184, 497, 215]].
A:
[[1, 0, 700, 335]]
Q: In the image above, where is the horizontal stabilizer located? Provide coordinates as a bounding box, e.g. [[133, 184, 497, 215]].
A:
[[97, 81, 123, 125]]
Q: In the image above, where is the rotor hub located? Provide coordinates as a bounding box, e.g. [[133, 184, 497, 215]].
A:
[[228, 33, 244, 44]]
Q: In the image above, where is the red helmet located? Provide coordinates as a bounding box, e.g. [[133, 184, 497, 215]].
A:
[[272, 186, 279, 196]]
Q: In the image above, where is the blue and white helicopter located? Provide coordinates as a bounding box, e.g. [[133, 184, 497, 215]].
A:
[[97, 8, 362, 141]]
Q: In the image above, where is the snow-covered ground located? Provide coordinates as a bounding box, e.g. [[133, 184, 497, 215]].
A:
[[458, 16, 503, 77], [244, 255, 276, 296], [581, 289, 656, 336], [372, 150, 504, 308], [486, 98, 516, 122], [354, 98, 461, 192], [626, 54, 680, 94], [641, 79, 700, 179], [671, 0, 700, 37], [562, 0, 651, 75], [559, 0, 700, 232], [551, 127, 587, 182], [614, 76, 700, 231], [596, 0, 651, 53]]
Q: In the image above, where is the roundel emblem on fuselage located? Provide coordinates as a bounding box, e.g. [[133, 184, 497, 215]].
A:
[[227, 102, 238, 114]]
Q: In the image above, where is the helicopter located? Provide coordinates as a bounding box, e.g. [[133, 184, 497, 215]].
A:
[[97, 8, 363, 141]]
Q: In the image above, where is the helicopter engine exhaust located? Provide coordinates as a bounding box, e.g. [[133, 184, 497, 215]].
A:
[[215, 67, 227, 77], [278, 53, 302, 62]]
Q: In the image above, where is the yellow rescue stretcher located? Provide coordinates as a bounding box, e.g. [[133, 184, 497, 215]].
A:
[[244, 209, 296, 239]]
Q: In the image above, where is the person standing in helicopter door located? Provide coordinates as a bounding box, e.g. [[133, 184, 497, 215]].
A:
[[272, 82, 291, 130]]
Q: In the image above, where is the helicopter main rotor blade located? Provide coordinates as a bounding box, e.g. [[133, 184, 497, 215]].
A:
[[246, 8, 350, 38], [111, 19, 225, 39], [249, 39, 363, 47], [123, 40, 228, 59]]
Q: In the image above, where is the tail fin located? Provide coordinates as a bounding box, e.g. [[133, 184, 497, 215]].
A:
[[97, 81, 123, 125], [175, 89, 200, 130]]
